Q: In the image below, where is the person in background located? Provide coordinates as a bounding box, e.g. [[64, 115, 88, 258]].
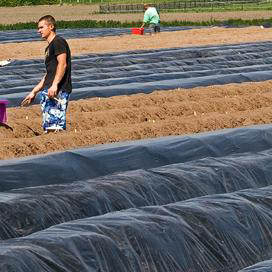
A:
[[140, 4, 160, 35], [21, 15, 72, 133]]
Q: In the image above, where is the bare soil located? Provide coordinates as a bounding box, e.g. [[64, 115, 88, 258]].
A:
[[2, 80, 272, 160], [0, 4, 272, 25], [1, 6, 272, 160], [1, 26, 272, 60]]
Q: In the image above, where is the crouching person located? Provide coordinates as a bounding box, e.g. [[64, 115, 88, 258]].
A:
[[141, 4, 160, 35]]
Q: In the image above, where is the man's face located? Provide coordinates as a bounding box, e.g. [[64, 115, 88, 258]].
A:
[[37, 20, 53, 39]]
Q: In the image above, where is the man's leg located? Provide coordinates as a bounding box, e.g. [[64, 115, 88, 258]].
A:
[[148, 24, 156, 35], [154, 23, 160, 33]]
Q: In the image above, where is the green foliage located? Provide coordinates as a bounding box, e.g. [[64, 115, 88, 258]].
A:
[[1, 0, 271, 7], [0, 22, 36, 30], [0, 0, 58, 7], [218, 18, 267, 27], [0, 18, 271, 30]]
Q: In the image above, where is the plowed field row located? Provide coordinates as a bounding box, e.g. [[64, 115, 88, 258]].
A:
[[1, 80, 272, 160], [0, 5, 272, 25], [1, 6, 272, 160]]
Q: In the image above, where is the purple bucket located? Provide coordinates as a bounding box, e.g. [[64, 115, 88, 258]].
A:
[[0, 100, 8, 124]]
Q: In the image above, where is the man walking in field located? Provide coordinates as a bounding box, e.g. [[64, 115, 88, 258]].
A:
[[140, 4, 160, 34], [21, 15, 72, 133]]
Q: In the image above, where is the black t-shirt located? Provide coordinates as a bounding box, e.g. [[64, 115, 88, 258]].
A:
[[44, 35, 72, 93]]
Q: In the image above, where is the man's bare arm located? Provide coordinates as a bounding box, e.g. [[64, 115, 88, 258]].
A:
[[48, 53, 67, 98], [21, 75, 46, 106]]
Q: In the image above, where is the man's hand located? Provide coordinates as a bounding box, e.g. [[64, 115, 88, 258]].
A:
[[48, 83, 58, 99], [21, 91, 36, 106]]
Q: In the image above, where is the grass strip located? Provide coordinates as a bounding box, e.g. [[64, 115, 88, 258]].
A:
[[0, 18, 271, 31]]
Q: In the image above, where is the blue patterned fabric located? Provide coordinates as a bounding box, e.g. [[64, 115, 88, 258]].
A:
[[40, 89, 70, 131]]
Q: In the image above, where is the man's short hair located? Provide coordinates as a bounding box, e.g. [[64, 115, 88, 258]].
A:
[[144, 4, 149, 9], [38, 15, 56, 32]]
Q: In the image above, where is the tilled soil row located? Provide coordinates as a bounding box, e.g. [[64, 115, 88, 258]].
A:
[[0, 5, 272, 25], [1, 80, 272, 160]]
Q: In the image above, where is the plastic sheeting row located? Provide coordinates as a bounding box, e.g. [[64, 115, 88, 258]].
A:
[[1, 125, 272, 270], [240, 260, 272, 271], [2, 41, 272, 107], [0, 26, 205, 44], [0, 185, 271, 271], [2, 125, 272, 190], [0, 148, 271, 240]]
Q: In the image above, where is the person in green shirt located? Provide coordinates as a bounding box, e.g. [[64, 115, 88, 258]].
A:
[[140, 4, 160, 35]]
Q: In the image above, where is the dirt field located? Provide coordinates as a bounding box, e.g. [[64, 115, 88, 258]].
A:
[[0, 4, 272, 25], [1, 6, 272, 160], [1, 26, 272, 60]]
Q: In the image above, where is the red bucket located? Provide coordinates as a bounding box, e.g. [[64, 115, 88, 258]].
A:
[[131, 28, 144, 35], [0, 100, 8, 124]]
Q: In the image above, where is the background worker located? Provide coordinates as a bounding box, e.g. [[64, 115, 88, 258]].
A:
[[140, 4, 160, 34], [21, 15, 72, 133]]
